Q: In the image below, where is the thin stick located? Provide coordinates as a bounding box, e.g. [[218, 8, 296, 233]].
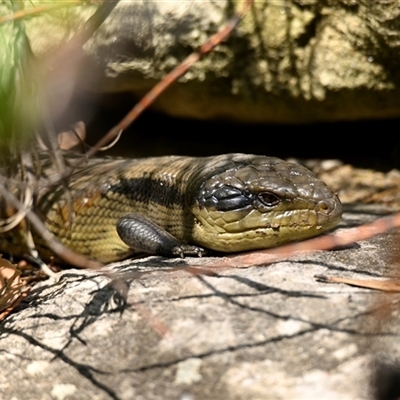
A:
[[0, 1, 84, 25], [196, 212, 400, 269], [315, 275, 400, 292]]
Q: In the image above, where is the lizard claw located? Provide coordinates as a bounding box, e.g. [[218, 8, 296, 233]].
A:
[[172, 245, 205, 258]]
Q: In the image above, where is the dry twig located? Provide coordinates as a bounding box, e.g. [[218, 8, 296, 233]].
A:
[[192, 212, 400, 270]]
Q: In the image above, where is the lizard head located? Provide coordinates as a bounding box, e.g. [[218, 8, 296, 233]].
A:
[[190, 155, 342, 252]]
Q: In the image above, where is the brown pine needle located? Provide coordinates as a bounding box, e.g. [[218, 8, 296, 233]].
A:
[[315, 275, 400, 292], [0, 1, 84, 25], [87, 0, 255, 157], [195, 212, 400, 269]]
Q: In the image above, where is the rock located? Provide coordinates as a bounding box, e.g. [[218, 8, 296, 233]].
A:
[[1, 205, 399, 399], [19, 0, 400, 123]]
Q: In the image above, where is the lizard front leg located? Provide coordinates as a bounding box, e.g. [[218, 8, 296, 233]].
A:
[[116, 213, 205, 257]]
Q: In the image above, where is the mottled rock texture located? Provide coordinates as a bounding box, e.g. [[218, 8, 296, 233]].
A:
[[20, 0, 400, 122]]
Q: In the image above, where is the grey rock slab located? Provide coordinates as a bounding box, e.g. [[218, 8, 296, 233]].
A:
[[0, 205, 399, 399]]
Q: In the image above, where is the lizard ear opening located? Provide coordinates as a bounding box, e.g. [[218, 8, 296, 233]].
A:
[[201, 186, 251, 211]]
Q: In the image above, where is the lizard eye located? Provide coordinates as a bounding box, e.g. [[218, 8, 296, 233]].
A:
[[258, 192, 280, 207]]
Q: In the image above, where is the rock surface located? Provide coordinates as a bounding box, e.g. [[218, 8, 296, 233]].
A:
[[1, 205, 399, 400], [18, 0, 400, 123]]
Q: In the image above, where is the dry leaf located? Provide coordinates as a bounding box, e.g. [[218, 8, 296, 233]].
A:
[[0, 256, 29, 320]]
